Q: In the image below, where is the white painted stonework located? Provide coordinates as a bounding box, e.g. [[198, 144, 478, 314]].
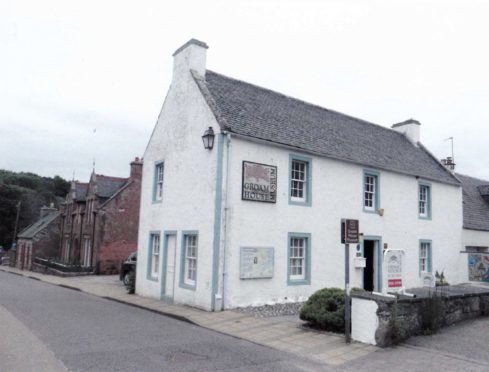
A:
[[351, 297, 379, 345], [137, 39, 466, 311]]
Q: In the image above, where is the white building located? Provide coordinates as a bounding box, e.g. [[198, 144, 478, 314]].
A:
[[136, 39, 465, 311], [457, 174, 489, 283]]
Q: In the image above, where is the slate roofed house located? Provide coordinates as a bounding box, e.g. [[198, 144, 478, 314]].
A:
[[136, 39, 465, 311], [457, 173, 489, 282], [60, 158, 143, 274], [16, 205, 61, 271]]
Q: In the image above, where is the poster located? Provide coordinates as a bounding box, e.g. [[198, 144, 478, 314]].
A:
[[242, 161, 277, 203], [384, 249, 404, 290], [468, 253, 489, 282], [240, 247, 274, 279]]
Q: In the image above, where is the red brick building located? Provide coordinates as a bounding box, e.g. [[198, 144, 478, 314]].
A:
[[60, 158, 142, 274]]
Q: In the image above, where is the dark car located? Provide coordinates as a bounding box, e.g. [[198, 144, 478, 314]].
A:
[[120, 251, 137, 285]]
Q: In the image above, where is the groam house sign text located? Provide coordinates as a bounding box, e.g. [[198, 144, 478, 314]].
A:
[[242, 161, 277, 203]]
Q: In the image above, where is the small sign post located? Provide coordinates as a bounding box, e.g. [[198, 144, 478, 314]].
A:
[[341, 219, 359, 343]]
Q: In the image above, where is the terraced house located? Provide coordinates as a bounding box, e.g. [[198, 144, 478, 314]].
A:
[[60, 158, 142, 274], [136, 39, 467, 311]]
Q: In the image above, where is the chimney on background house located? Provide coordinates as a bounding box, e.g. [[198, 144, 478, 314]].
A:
[[172, 38, 208, 81], [391, 119, 421, 144], [40, 203, 57, 218], [130, 157, 143, 180]]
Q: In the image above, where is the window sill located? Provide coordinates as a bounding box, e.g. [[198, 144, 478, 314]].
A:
[[179, 281, 196, 291], [147, 275, 159, 282], [288, 199, 312, 207], [287, 278, 310, 286]]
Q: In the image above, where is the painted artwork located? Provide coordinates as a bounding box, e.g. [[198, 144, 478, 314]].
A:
[[242, 161, 277, 203], [468, 253, 489, 282], [240, 247, 274, 279]]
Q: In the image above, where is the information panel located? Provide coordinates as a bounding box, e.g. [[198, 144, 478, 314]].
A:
[[240, 247, 274, 279], [242, 161, 277, 203], [383, 249, 404, 291], [468, 253, 489, 282]]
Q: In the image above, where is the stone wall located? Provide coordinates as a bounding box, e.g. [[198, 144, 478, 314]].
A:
[[352, 285, 489, 347]]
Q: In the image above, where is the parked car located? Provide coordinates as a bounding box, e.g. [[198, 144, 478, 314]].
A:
[[120, 252, 137, 285]]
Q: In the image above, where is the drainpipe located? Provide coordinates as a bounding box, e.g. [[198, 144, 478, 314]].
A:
[[221, 132, 231, 310]]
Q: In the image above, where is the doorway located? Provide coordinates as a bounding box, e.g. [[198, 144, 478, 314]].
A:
[[363, 238, 382, 292], [363, 240, 375, 291]]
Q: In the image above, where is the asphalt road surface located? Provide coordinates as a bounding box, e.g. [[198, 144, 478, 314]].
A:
[[0, 271, 328, 372], [2, 270, 489, 372]]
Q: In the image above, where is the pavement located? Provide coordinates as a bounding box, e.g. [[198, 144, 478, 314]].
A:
[[0, 265, 377, 367]]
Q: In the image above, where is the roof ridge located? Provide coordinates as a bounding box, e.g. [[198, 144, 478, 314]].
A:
[[205, 69, 403, 137], [95, 174, 128, 181], [456, 172, 489, 183]]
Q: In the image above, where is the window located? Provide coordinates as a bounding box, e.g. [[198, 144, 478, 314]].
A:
[[419, 240, 432, 275], [180, 232, 198, 290], [418, 183, 431, 219], [185, 235, 197, 284], [363, 170, 379, 212], [148, 233, 160, 280], [287, 233, 311, 285], [153, 162, 164, 202], [289, 155, 312, 206]]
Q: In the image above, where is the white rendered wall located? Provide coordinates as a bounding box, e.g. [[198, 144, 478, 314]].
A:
[[221, 137, 463, 308], [136, 49, 219, 310], [352, 297, 379, 345]]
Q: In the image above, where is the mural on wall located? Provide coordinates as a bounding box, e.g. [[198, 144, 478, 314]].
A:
[[240, 247, 274, 279], [241, 161, 277, 203], [468, 253, 489, 282]]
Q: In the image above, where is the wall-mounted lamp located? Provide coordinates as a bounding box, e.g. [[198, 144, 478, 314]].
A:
[[202, 127, 215, 150]]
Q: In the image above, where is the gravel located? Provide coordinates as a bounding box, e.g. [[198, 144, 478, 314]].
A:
[[235, 302, 305, 318]]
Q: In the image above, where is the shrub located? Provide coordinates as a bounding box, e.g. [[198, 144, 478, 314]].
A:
[[299, 288, 345, 332]]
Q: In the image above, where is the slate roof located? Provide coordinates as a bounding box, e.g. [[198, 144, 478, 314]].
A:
[[193, 70, 460, 186], [18, 211, 60, 239], [75, 183, 88, 201], [457, 173, 489, 231], [95, 175, 128, 198]]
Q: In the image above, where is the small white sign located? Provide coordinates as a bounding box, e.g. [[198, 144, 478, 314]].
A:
[[383, 249, 405, 293], [240, 247, 274, 279]]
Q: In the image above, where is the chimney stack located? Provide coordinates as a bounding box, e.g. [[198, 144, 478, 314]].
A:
[[391, 119, 421, 144], [172, 39, 208, 81], [130, 157, 143, 180], [40, 205, 57, 218]]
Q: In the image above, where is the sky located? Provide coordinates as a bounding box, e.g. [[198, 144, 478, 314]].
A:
[[1, 0, 489, 181]]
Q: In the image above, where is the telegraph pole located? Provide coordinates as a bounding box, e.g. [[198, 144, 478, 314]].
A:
[[11, 201, 21, 249]]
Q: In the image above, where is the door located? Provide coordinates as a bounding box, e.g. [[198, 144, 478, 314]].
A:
[[164, 235, 177, 299], [363, 240, 375, 291]]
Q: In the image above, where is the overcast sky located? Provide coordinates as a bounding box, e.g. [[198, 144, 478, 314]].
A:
[[1, 0, 488, 182]]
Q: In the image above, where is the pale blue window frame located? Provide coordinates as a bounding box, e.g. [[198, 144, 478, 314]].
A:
[[363, 169, 380, 213], [418, 181, 432, 220], [147, 231, 161, 281], [152, 161, 164, 204], [287, 232, 311, 285], [419, 239, 433, 275], [179, 231, 198, 291], [288, 154, 312, 206]]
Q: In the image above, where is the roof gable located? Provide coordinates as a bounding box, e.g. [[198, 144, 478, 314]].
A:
[[18, 211, 60, 239], [194, 70, 459, 186]]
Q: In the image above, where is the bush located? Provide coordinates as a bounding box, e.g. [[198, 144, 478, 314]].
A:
[[299, 288, 345, 332]]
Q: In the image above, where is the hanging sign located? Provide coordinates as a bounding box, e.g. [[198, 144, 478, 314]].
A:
[[383, 249, 405, 291], [341, 219, 359, 244], [242, 161, 277, 203]]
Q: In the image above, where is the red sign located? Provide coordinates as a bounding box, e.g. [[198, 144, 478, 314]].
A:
[[388, 279, 402, 288]]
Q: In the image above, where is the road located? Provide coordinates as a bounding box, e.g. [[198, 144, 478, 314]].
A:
[[0, 271, 322, 371], [2, 270, 489, 372]]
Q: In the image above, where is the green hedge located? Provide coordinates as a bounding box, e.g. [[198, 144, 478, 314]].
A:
[[299, 288, 346, 332]]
